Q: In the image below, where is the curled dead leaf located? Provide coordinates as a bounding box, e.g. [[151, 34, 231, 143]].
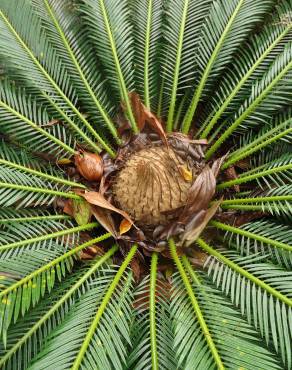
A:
[[129, 92, 168, 146], [57, 158, 72, 165], [119, 218, 132, 235], [179, 166, 193, 181], [75, 151, 103, 181]]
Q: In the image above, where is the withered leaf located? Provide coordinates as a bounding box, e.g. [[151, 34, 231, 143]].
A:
[[63, 199, 73, 216], [119, 218, 132, 235], [75, 151, 103, 181], [129, 92, 168, 146], [77, 191, 134, 225], [72, 199, 92, 226], [182, 199, 222, 247], [180, 165, 217, 222], [180, 166, 193, 181], [91, 205, 117, 237], [57, 158, 72, 165]]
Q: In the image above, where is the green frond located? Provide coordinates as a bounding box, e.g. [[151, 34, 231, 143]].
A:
[[71, 244, 137, 369], [218, 153, 292, 189], [224, 110, 292, 168], [198, 239, 292, 368], [199, 1, 292, 138], [80, 0, 138, 132], [169, 239, 224, 370], [0, 164, 78, 209], [128, 255, 177, 370], [0, 208, 68, 223], [160, 0, 212, 130], [0, 1, 114, 155], [132, 0, 163, 110], [171, 262, 282, 369], [0, 234, 111, 342], [0, 246, 117, 369], [223, 219, 292, 268], [219, 186, 292, 216], [0, 220, 98, 260], [182, 0, 274, 133], [0, 81, 75, 157], [31, 0, 120, 143], [206, 42, 292, 158]]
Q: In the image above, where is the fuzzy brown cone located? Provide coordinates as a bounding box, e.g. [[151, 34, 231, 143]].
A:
[[113, 146, 192, 225]]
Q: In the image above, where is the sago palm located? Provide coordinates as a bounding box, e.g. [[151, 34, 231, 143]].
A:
[[0, 0, 291, 369]]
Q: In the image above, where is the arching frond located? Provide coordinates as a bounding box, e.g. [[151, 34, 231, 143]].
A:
[[31, 0, 120, 143], [132, 0, 163, 110], [128, 254, 177, 370], [182, 0, 274, 133], [0, 81, 75, 157], [199, 239, 292, 368], [206, 43, 292, 158], [0, 1, 114, 155], [200, 1, 292, 138], [223, 219, 292, 268], [171, 262, 282, 369], [0, 246, 117, 369], [80, 0, 138, 132], [160, 0, 212, 129]]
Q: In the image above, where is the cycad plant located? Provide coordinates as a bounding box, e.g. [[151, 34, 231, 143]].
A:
[[0, 0, 291, 369]]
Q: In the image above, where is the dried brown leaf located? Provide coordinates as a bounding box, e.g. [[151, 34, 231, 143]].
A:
[[75, 151, 103, 181], [129, 92, 168, 146], [183, 199, 222, 247], [119, 218, 132, 235]]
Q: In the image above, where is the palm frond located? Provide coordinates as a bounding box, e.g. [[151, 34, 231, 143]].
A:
[[206, 42, 292, 158], [31, 0, 120, 143], [169, 239, 225, 370], [159, 0, 212, 129], [223, 219, 292, 268], [200, 1, 292, 138], [219, 185, 292, 216], [0, 246, 117, 369], [0, 81, 75, 157], [0, 1, 114, 155], [171, 257, 282, 369], [0, 220, 98, 260], [80, 0, 138, 132], [224, 109, 292, 168], [132, 0, 163, 110], [199, 239, 292, 368], [182, 0, 274, 133], [128, 254, 177, 370]]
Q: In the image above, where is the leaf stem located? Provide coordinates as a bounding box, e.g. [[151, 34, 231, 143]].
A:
[[150, 252, 159, 370], [182, 0, 244, 134], [221, 195, 292, 204], [43, 0, 120, 144], [71, 244, 137, 370], [0, 182, 82, 200], [0, 159, 86, 188], [210, 221, 292, 252], [0, 222, 98, 252], [98, 0, 138, 133], [197, 238, 292, 307], [0, 214, 70, 224], [169, 239, 225, 370], [166, 0, 190, 132], [0, 244, 118, 367], [200, 24, 292, 138], [0, 101, 75, 155], [0, 233, 111, 298], [144, 0, 153, 109], [217, 164, 292, 189]]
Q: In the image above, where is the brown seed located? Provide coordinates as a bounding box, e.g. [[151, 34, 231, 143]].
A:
[[74, 151, 103, 181]]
